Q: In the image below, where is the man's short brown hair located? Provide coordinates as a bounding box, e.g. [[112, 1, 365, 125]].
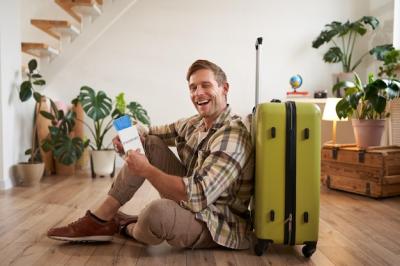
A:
[[186, 60, 227, 86]]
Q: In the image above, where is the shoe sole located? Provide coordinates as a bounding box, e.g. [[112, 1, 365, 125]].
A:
[[48, 235, 113, 242]]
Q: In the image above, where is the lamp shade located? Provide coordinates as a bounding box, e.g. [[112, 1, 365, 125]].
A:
[[322, 98, 348, 121]]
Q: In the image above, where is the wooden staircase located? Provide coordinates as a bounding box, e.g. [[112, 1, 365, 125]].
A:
[[21, 42, 59, 58], [21, 0, 107, 67], [31, 19, 80, 40]]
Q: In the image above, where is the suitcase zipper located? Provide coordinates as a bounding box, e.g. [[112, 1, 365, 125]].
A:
[[284, 213, 293, 244], [284, 102, 297, 245]]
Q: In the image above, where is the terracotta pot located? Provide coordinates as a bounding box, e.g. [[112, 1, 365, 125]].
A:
[[55, 161, 76, 176], [90, 150, 115, 178], [352, 119, 385, 148], [76, 146, 90, 170], [36, 97, 54, 175], [16, 162, 44, 186]]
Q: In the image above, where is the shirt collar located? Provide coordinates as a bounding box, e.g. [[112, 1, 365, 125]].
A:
[[196, 105, 231, 131]]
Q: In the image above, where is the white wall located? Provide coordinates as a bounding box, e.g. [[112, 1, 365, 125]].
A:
[[31, 0, 385, 116], [1, 0, 31, 189], [395, 0, 400, 47], [18, 0, 394, 164]]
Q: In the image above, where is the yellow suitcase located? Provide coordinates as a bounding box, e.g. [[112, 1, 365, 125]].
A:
[[253, 101, 321, 257]]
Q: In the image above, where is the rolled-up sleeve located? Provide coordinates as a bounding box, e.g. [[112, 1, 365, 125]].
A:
[[180, 126, 252, 212]]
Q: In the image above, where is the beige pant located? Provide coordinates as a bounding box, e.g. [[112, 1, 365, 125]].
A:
[[109, 136, 218, 249]]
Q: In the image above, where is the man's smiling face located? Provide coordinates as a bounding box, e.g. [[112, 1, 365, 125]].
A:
[[189, 69, 228, 125]]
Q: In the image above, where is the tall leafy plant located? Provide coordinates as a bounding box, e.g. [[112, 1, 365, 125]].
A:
[[19, 59, 48, 163], [312, 16, 392, 72]]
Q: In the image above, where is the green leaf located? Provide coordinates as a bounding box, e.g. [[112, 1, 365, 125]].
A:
[[127, 101, 150, 126], [369, 95, 386, 114], [358, 16, 379, 30], [28, 59, 37, 73], [31, 74, 42, 78], [368, 73, 375, 84], [115, 93, 126, 114], [353, 73, 363, 90], [350, 21, 367, 35], [51, 135, 84, 165], [332, 80, 355, 94], [78, 86, 112, 121], [387, 82, 400, 99], [323, 47, 343, 63], [312, 29, 338, 48], [19, 81, 32, 101], [40, 110, 55, 120], [336, 98, 352, 119], [370, 44, 394, 61], [24, 148, 32, 155], [49, 126, 60, 136], [33, 79, 46, 86], [33, 92, 42, 103], [41, 140, 52, 152], [49, 99, 59, 116]]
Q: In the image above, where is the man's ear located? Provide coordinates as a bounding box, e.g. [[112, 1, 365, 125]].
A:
[[222, 82, 229, 95]]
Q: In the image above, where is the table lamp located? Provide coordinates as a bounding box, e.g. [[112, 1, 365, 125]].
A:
[[322, 98, 348, 145]]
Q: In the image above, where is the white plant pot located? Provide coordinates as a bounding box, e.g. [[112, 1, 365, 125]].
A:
[[16, 162, 45, 186], [90, 150, 115, 177], [352, 119, 386, 148]]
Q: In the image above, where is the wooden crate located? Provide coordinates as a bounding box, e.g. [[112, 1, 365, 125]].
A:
[[321, 145, 400, 198]]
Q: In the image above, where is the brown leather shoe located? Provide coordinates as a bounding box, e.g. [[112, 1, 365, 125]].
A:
[[47, 210, 118, 242], [114, 211, 138, 237]]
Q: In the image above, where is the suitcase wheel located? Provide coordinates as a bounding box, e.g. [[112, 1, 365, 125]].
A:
[[302, 242, 317, 258], [254, 239, 270, 256]]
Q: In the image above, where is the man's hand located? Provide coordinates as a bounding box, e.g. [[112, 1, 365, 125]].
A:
[[112, 136, 124, 156], [125, 149, 152, 177]]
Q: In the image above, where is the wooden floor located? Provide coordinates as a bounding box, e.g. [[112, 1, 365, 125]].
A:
[[1, 171, 400, 266]]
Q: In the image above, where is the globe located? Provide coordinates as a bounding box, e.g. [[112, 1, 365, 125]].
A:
[[290, 75, 303, 90]]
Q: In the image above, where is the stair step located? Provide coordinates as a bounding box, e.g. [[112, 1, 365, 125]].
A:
[[31, 19, 80, 40], [21, 42, 60, 58], [55, 0, 102, 23]]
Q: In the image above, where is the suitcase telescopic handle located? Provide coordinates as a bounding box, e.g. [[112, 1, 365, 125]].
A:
[[255, 37, 263, 107]]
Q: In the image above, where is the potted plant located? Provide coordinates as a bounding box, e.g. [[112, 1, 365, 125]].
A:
[[16, 59, 47, 185], [312, 16, 393, 96], [72, 87, 150, 178], [40, 106, 89, 176], [333, 73, 400, 147]]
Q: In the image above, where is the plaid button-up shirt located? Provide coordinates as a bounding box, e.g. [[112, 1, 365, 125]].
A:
[[148, 106, 254, 249]]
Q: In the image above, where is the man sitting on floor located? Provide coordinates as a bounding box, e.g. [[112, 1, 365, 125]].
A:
[[47, 59, 254, 249]]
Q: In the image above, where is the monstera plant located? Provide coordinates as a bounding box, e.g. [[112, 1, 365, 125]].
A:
[[312, 16, 392, 73], [40, 108, 88, 167]]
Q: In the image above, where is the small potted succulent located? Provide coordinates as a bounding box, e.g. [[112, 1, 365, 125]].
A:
[[333, 72, 400, 147]]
